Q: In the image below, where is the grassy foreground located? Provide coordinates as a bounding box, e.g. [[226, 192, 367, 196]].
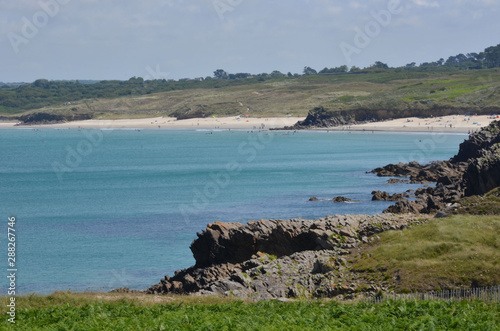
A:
[[1, 292, 499, 330]]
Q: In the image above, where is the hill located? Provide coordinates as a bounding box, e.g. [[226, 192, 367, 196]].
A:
[[2, 68, 500, 124]]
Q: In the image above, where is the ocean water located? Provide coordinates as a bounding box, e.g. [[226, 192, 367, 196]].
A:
[[0, 129, 466, 294]]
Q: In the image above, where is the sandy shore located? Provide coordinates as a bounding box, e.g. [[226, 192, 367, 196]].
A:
[[326, 115, 499, 133], [0, 115, 498, 132], [0, 116, 305, 130]]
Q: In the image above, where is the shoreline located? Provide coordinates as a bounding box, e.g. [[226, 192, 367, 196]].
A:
[[0, 115, 497, 133], [319, 115, 499, 134]]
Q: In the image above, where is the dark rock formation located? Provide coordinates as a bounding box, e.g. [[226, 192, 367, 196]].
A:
[[190, 218, 356, 268], [378, 121, 500, 214], [371, 191, 409, 201], [148, 214, 427, 299], [452, 123, 500, 162], [370, 161, 467, 184], [387, 178, 410, 184], [288, 106, 500, 130], [309, 197, 319, 201], [333, 196, 353, 203], [462, 142, 500, 196], [18, 112, 92, 124]]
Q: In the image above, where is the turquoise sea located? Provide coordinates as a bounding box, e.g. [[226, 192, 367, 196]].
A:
[[0, 129, 466, 294]]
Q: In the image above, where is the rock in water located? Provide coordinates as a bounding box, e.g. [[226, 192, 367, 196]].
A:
[[333, 196, 353, 203]]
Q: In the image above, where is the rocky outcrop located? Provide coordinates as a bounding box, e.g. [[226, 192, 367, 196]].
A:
[[371, 191, 409, 201], [289, 106, 500, 130], [309, 196, 355, 202], [333, 196, 354, 203], [376, 121, 500, 214], [452, 122, 500, 162], [147, 214, 428, 300], [462, 143, 500, 196], [18, 112, 92, 124], [370, 161, 468, 184]]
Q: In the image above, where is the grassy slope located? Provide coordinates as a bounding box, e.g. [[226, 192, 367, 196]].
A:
[[3, 69, 500, 120], [350, 214, 500, 292], [1, 293, 498, 330]]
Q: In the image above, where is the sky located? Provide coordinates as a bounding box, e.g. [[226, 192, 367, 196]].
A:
[[1, 0, 500, 82]]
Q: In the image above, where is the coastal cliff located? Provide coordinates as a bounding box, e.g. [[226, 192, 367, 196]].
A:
[[147, 214, 428, 300], [372, 120, 500, 214]]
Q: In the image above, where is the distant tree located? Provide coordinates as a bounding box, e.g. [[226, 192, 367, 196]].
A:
[[484, 44, 500, 68], [32, 79, 50, 89], [213, 69, 228, 80], [406, 62, 416, 67], [128, 77, 144, 84], [350, 66, 361, 72], [270, 70, 285, 78], [303, 66, 317, 75], [287, 72, 293, 77], [337, 65, 348, 73], [319, 67, 330, 74], [372, 61, 389, 69], [234, 72, 251, 79]]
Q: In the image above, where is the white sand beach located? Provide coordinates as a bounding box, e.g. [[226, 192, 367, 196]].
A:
[[4, 116, 304, 130], [0, 114, 498, 132], [326, 115, 499, 133]]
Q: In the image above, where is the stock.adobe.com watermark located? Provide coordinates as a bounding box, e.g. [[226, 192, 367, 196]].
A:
[[340, 0, 402, 63], [8, 0, 72, 54], [52, 129, 103, 182], [399, 132, 449, 164], [6, 216, 17, 324], [178, 126, 281, 224], [213, 0, 243, 21]]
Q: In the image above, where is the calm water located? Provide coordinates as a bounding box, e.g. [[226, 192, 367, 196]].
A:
[[0, 129, 466, 294]]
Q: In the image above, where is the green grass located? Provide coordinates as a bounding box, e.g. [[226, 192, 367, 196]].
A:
[[1, 293, 498, 330], [456, 188, 500, 215], [351, 215, 500, 291]]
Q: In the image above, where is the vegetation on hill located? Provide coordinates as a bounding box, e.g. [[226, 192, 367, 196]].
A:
[[1, 43, 500, 123], [350, 214, 500, 293]]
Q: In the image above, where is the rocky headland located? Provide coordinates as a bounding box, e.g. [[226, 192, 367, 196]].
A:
[[146, 121, 500, 300], [371, 120, 500, 214], [147, 214, 429, 300], [287, 106, 500, 130]]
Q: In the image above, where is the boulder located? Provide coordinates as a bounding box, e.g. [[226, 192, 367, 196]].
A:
[[371, 191, 409, 201], [333, 196, 353, 203]]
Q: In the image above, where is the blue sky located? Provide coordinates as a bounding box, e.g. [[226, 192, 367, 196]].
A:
[[1, 0, 499, 82]]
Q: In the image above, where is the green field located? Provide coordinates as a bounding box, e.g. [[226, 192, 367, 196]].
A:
[[1, 293, 499, 330]]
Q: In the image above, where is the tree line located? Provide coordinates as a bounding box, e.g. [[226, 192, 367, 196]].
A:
[[0, 43, 499, 114]]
